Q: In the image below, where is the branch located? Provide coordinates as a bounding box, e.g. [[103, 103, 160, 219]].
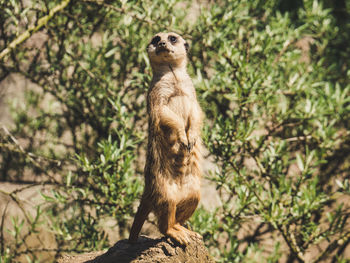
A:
[[0, 0, 71, 61], [0, 125, 64, 176], [82, 0, 155, 26], [312, 231, 350, 263], [81, 0, 181, 35], [0, 201, 10, 254], [277, 224, 305, 263]]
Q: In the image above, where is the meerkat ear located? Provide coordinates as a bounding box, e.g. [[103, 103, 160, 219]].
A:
[[184, 42, 189, 52]]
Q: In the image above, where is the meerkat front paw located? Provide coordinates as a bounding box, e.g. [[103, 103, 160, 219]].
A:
[[187, 139, 196, 152], [186, 132, 197, 152], [170, 132, 188, 154], [178, 132, 189, 149]]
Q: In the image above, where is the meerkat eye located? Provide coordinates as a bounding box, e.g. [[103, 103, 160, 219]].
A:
[[151, 36, 161, 46], [168, 35, 177, 43]]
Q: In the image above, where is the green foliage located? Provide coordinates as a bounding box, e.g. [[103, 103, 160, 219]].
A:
[[1, 0, 350, 262], [188, 0, 350, 262]]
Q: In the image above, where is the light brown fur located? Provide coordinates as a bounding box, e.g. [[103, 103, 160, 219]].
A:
[[128, 32, 203, 245]]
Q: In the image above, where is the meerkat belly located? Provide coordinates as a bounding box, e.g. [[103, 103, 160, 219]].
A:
[[167, 95, 192, 121], [164, 174, 200, 204]]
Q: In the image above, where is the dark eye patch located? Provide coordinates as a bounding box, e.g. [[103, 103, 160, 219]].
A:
[[151, 36, 161, 46], [168, 35, 177, 43]]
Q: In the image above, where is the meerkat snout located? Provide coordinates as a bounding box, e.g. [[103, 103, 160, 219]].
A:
[[156, 40, 169, 55], [158, 41, 166, 47]]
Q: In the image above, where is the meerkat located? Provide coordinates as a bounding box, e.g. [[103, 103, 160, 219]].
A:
[[128, 32, 203, 245]]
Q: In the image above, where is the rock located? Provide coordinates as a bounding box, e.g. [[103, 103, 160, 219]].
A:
[[58, 235, 215, 263]]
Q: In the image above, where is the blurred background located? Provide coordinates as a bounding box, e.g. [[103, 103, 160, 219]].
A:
[[0, 0, 350, 262]]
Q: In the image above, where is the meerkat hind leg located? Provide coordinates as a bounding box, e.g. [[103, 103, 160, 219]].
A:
[[129, 198, 151, 243], [174, 224, 201, 240], [166, 225, 191, 245], [175, 197, 201, 239], [175, 197, 199, 224], [158, 202, 191, 245]]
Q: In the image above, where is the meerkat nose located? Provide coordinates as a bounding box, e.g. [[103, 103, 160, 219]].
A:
[[158, 41, 166, 47]]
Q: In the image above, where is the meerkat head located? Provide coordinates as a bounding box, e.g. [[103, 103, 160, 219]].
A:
[[147, 32, 189, 70]]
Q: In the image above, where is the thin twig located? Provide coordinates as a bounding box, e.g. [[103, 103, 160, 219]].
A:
[[0, 0, 71, 61], [277, 224, 305, 262], [82, 0, 155, 25], [312, 231, 350, 263], [0, 125, 63, 181], [81, 0, 180, 34], [0, 201, 10, 254], [273, 39, 295, 64]]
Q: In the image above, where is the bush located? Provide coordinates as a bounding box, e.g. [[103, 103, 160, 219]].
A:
[[189, 1, 350, 262], [0, 0, 349, 262]]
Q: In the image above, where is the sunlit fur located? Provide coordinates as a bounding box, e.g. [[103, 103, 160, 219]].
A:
[[129, 32, 203, 245]]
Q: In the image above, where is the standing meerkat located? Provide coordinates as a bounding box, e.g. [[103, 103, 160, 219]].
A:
[[128, 32, 203, 245]]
